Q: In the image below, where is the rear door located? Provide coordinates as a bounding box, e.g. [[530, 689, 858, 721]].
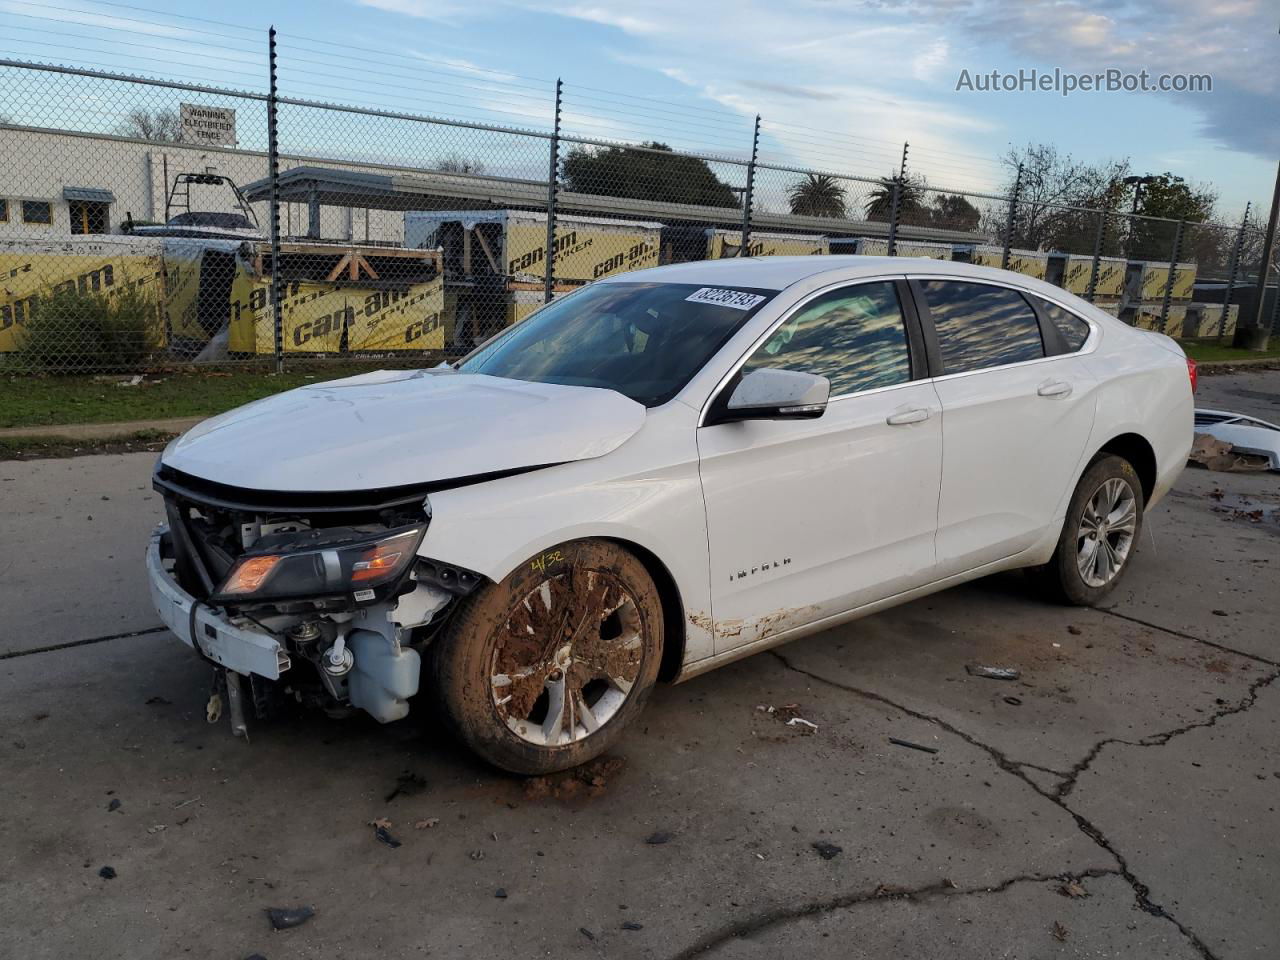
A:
[[697, 279, 943, 653], [912, 278, 1099, 575]]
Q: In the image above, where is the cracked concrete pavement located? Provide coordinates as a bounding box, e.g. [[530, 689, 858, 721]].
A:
[[0, 370, 1277, 959]]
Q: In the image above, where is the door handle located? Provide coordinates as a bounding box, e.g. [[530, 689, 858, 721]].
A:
[[1037, 380, 1073, 398], [886, 407, 931, 426]]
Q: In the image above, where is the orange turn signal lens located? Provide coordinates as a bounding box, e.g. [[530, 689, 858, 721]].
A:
[[350, 545, 405, 583], [222, 555, 281, 595]]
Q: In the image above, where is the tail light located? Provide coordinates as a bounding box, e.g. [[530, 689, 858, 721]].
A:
[[1186, 356, 1198, 393]]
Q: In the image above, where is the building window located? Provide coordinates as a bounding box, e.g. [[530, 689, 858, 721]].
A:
[[21, 200, 52, 225], [0, 199, 8, 222], [69, 199, 110, 235]]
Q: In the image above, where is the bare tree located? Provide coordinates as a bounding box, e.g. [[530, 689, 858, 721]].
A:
[[117, 108, 182, 142], [998, 143, 1131, 254], [436, 153, 486, 175]]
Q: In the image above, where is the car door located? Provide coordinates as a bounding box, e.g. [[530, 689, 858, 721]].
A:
[[696, 278, 943, 654], [911, 278, 1099, 575]]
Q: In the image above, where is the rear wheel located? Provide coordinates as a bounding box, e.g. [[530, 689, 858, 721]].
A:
[[1031, 454, 1145, 606], [431, 539, 663, 775]]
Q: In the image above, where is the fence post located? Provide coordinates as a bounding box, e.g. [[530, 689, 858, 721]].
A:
[[1001, 162, 1022, 271], [1219, 203, 1250, 338], [1159, 219, 1185, 334], [543, 78, 562, 304], [886, 142, 909, 258], [738, 114, 760, 256], [1238, 158, 1279, 349], [265, 26, 284, 373], [1085, 207, 1107, 303]]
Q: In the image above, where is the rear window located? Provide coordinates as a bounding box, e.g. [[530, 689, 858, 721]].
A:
[[1035, 297, 1092, 352], [459, 281, 777, 407]]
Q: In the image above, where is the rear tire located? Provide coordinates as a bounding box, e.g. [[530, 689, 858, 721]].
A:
[[1030, 454, 1145, 606], [430, 539, 663, 775]]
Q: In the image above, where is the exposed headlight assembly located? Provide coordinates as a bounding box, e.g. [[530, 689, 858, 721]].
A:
[[212, 524, 426, 605]]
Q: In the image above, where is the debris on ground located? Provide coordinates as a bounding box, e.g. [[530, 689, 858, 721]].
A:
[[1059, 879, 1088, 898], [1052, 920, 1069, 942], [385, 770, 428, 803], [98, 866, 116, 880], [107, 798, 121, 812], [147, 824, 166, 834], [785, 716, 819, 732], [523, 755, 625, 802], [1212, 609, 1229, 617], [888, 737, 939, 754], [144, 695, 171, 706], [494, 888, 507, 899], [266, 906, 315, 931], [579, 927, 596, 941], [1067, 625, 1083, 636], [374, 825, 401, 849], [469, 849, 485, 861], [1188, 431, 1272, 472], [369, 817, 392, 830], [645, 830, 673, 845], [413, 818, 440, 830], [621, 921, 644, 931], [1193, 411, 1280, 471], [756, 703, 819, 735], [811, 841, 843, 860], [1003, 696, 1023, 706], [965, 664, 1020, 681]]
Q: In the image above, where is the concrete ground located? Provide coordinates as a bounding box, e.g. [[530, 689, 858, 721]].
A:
[[1, 370, 1276, 960]]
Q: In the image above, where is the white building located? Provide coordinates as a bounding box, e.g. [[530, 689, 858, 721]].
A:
[[0, 125, 408, 244]]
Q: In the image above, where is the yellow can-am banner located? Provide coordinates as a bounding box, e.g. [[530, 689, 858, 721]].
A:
[[970, 247, 1049, 281], [228, 272, 448, 353], [1063, 255, 1125, 299], [707, 230, 828, 259], [506, 219, 660, 283], [0, 238, 165, 352], [1138, 262, 1196, 301]]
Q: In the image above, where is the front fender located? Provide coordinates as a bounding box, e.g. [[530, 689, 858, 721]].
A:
[[418, 403, 714, 665]]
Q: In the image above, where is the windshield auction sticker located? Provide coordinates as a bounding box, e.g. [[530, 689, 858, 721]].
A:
[[685, 287, 767, 310]]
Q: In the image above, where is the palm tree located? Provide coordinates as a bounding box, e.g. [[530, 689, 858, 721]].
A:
[[788, 174, 847, 218], [864, 174, 926, 222]]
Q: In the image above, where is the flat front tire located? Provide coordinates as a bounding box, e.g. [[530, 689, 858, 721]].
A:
[[430, 539, 663, 775], [1032, 454, 1145, 606]]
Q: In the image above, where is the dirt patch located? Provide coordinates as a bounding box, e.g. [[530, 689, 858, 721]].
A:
[[521, 755, 626, 803], [0, 430, 176, 460]]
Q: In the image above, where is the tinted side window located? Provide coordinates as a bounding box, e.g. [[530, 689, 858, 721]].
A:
[[743, 281, 912, 396], [921, 281, 1044, 374], [1035, 297, 1091, 352]]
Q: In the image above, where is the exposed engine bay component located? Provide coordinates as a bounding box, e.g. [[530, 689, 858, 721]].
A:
[[150, 469, 483, 734]]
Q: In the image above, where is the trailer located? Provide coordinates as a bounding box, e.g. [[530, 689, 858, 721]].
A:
[[704, 229, 828, 259], [848, 237, 952, 260]]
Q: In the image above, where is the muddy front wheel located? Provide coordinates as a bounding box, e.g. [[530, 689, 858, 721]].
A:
[[431, 539, 664, 775]]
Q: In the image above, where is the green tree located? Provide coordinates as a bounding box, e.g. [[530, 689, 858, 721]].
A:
[[927, 193, 981, 231], [1128, 173, 1218, 262], [561, 142, 739, 208], [788, 174, 846, 218], [864, 174, 926, 223], [998, 143, 1130, 255]]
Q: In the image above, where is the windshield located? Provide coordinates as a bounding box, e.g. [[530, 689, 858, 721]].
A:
[[458, 281, 777, 407]]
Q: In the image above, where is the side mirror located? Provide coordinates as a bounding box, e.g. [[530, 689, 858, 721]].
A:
[[713, 367, 830, 424]]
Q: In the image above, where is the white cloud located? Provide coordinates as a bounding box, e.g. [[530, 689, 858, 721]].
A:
[[559, 5, 660, 35], [354, 0, 477, 21]]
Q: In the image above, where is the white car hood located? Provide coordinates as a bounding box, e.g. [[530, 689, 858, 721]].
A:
[[162, 370, 646, 492]]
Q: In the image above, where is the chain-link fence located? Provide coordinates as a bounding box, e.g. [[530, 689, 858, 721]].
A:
[[0, 47, 1274, 374]]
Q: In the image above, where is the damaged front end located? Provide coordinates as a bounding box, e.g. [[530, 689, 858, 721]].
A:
[[148, 464, 482, 737]]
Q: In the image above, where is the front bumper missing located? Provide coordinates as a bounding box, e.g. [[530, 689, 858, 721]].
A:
[[147, 528, 291, 681]]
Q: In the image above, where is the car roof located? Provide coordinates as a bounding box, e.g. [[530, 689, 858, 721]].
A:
[[601, 255, 1062, 296]]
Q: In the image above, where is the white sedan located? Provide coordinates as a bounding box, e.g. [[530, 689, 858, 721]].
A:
[[147, 256, 1194, 773]]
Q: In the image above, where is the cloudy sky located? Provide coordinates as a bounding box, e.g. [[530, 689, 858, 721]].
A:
[[2, 0, 1276, 215]]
